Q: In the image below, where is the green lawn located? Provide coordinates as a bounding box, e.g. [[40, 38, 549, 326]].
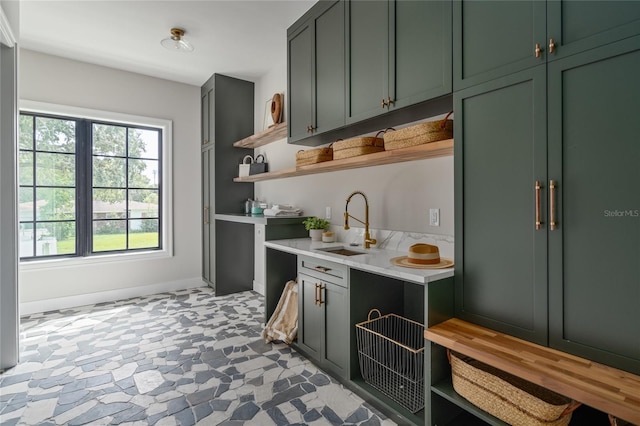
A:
[[57, 233, 158, 253]]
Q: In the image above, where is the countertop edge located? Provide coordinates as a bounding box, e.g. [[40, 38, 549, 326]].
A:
[[264, 239, 453, 284]]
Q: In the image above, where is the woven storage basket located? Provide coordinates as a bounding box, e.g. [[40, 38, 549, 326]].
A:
[[295, 147, 333, 168], [333, 131, 385, 160], [609, 414, 638, 426], [384, 111, 453, 151], [449, 350, 580, 426]]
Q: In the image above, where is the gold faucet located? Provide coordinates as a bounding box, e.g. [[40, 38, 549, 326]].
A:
[[344, 190, 377, 249]]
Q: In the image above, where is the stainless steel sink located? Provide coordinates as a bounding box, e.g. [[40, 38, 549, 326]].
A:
[[315, 246, 366, 256]]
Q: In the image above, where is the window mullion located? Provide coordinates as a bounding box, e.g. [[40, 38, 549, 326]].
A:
[[76, 119, 91, 257]]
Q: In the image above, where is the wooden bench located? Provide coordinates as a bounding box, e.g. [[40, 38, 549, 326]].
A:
[[425, 318, 640, 424]]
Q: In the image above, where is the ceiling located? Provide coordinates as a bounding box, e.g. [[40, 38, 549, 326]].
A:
[[19, 0, 315, 86]]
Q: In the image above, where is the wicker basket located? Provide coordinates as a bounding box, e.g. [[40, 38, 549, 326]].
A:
[[609, 414, 637, 426], [384, 112, 453, 151], [449, 350, 580, 426], [333, 131, 385, 160], [295, 147, 333, 168]]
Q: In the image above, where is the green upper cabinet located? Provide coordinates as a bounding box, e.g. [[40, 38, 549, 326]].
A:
[[454, 0, 640, 90], [454, 66, 548, 345], [288, 22, 314, 143], [346, 0, 452, 124], [547, 36, 640, 375], [391, 0, 452, 111], [453, 0, 545, 90], [288, 0, 345, 144], [546, 1, 640, 62], [346, 0, 388, 123], [201, 86, 214, 146]]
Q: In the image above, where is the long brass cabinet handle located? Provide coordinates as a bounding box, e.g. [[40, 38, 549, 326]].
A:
[[549, 38, 556, 54], [549, 180, 557, 230], [313, 265, 331, 273], [318, 284, 325, 306], [535, 181, 542, 230], [314, 283, 319, 305], [535, 43, 542, 58]]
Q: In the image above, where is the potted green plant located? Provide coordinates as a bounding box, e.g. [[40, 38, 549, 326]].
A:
[[302, 217, 330, 241]]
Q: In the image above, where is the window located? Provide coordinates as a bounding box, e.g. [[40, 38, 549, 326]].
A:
[[19, 111, 163, 259]]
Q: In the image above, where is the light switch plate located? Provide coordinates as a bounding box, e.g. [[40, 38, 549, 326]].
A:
[[430, 208, 440, 227], [325, 206, 332, 220]]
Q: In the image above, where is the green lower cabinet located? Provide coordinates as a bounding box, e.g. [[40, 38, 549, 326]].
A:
[[297, 272, 349, 378], [454, 66, 548, 345], [548, 36, 640, 375]]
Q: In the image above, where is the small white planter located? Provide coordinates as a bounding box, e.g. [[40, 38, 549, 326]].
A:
[[309, 229, 323, 241]]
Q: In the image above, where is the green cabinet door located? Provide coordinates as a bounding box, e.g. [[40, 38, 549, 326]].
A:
[[346, 0, 389, 124], [323, 281, 348, 377], [201, 148, 214, 287], [547, 1, 640, 62], [298, 274, 323, 360], [390, 0, 452, 110], [315, 0, 345, 135], [288, 23, 314, 143], [201, 87, 214, 146], [548, 36, 640, 375], [454, 66, 548, 345], [453, 0, 546, 89]]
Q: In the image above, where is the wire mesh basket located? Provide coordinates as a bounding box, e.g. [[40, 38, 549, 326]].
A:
[[355, 309, 425, 413]]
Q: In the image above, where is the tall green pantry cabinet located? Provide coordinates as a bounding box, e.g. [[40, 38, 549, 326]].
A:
[[454, 1, 640, 378], [200, 74, 254, 293]]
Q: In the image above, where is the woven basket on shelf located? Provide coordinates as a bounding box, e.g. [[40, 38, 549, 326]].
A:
[[384, 111, 453, 151], [295, 146, 333, 168], [449, 350, 581, 426], [333, 131, 385, 160]]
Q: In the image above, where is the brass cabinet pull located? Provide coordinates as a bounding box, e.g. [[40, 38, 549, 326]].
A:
[[203, 139, 208, 144], [549, 38, 556, 54], [318, 284, 325, 306], [314, 283, 319, 305], [313, 265, 331, 273], [387, 97, 394, 107], [381, 98, 388, 108], [535, 181, 542, 230], [549, 180, 557, 230], [307, 125, 315, 133], [535, 43, 542, 58], [204, 206, 210, 224]]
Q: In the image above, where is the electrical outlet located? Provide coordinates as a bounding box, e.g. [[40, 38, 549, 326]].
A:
[[429, 208, 440, 227], [325, 206, 332, 220]]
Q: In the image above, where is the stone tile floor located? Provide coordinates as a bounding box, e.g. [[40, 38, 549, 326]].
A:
[[0, 287, 396, 425]]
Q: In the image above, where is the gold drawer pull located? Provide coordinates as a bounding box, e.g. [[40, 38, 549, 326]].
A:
[[535, 43, 542, 58], [313, 265, 331, 273], [549, 38, 556, 54]]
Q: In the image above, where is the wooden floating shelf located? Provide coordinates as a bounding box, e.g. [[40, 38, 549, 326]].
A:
[[233, 138, 453, 183], [232, 122, 288, 148]]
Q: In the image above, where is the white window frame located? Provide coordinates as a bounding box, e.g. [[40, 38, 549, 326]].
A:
[[18, 100, 173, 270]]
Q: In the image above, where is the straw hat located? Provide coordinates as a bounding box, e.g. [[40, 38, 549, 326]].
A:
[[390, 244, 454, 269]]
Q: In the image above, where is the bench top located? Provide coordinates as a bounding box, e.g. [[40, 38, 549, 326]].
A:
[[425, 318, 640, 424]]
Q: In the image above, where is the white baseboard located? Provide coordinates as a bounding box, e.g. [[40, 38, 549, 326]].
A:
[[253, 280, 265, 296], [20, 277, 206, 315]]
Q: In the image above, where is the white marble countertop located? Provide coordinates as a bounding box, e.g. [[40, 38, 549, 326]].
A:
[[215, 213, 308, 225], [264, 238, 454, 285]]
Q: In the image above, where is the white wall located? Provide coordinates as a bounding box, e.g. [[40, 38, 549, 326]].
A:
[[19, 50, 202, 312], [252, 67, 454, 237]]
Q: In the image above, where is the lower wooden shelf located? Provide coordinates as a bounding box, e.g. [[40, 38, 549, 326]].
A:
[[233, 139, 453, 182], [431, 378, 508, 426]]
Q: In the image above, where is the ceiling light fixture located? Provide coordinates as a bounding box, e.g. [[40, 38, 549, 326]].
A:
[[161, 28, 194, 52]]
